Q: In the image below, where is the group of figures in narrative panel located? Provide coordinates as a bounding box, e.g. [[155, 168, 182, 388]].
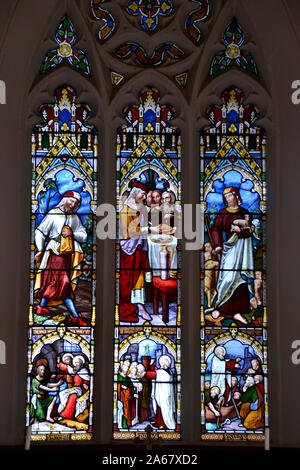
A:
[[26, 87, 97, 440], [113, 89, 181, 439], [200, 87, 268, 441]]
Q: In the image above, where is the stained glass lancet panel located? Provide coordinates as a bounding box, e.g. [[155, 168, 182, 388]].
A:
[[200, 87, 268, 443], [113, 88, 181, 440], [26, 86, 98, 442]]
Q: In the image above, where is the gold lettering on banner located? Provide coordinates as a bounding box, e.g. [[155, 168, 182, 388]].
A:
[[47, 434, 70, 441], [224, 433, 247, 442], [113, 431, 180, 441]]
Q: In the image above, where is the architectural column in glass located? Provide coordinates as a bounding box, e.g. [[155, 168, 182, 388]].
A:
[[26, 86, 98, 442], [113, 88, 182, 440]]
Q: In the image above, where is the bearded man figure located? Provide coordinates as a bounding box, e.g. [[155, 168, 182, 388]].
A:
[[34, 190, 88, 326]]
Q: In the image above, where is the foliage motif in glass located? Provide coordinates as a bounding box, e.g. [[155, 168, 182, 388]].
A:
[[114, 89, 181, 440], [126, 0, 173, 31], [210, 18, 258, 76], [200, 87, 268, 443], [26, 86, 98, 441], [41, 16, 90, 76], [91, 0, 115, 41]]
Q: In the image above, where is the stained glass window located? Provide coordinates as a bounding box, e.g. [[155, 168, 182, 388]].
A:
[[26, 86, 98, 442], [200, 87, 268, 443], [113, 88, 181, 440]]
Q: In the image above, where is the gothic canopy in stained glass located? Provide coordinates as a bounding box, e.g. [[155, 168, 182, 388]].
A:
[[200, 87, 267, 443], [26, 86, 98, 442]]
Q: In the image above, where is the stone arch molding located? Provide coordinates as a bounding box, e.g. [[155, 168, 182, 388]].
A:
[[189, 0, 271, 109], [110, 68, 188, 131]]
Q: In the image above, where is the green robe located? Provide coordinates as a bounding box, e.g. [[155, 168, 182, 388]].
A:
[[30, 377, 54, 421], [240, 384, 264, 429], [117, 374, 134, 429]]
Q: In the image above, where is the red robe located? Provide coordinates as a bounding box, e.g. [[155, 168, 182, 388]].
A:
[[37, 253, 74, 300]]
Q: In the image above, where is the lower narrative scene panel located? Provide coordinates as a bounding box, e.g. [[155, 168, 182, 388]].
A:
[[113, 325, 181, 436], [27, 326, 94, 439], [201, 330, 267, 436]]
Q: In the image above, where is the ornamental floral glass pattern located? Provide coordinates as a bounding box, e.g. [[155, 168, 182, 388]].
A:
[[185, 0, 210, 44], [126, 0, 173, 31], [26, 86, 98, 442], [41, 16, 90, 76], [200, 87, 268, 443], [210, 18, 258, 77], [113, 89, 181, 440]]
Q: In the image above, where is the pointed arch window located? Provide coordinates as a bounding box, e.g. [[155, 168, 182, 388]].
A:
[[26, 86, 98, 441]]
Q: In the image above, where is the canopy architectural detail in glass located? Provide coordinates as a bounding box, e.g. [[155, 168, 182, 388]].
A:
[[26, 86, 98, 442], [113, 88, 182, 440], [200, 87, 268, 443], [210, 18, 258, 77], [41, 16, 91, 76]]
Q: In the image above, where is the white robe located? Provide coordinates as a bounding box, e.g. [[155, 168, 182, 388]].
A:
[[153, 369, 176, 430], [210, 356, 231, 398]]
